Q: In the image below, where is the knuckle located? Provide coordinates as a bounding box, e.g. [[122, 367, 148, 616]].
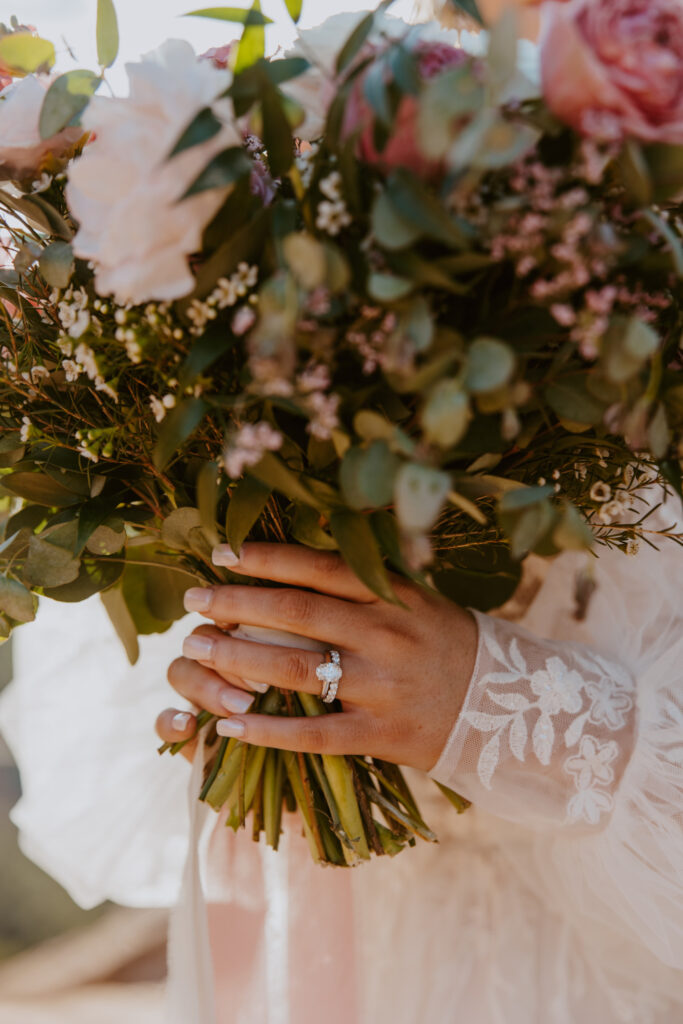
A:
[[301, 721, 327, 751], [284, 650, 311, 689], [278, 588, 316, 625]]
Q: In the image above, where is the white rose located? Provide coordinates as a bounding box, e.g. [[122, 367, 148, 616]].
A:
[[0, 75, 83, 180], [66, 39, 243, 305]]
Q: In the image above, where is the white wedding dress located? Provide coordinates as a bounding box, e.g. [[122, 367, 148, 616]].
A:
[[1, 485, 682, 1024]]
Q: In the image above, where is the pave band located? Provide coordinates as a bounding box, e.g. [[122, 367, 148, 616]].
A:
[[316, 650, 342, 703]]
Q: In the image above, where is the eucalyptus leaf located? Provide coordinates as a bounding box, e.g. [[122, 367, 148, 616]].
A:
[[23, 535, 81, 588], [170, 106, 223, 158], [38, 241, 74, 288], [422, 380, 471, 448], [249, 452, 323, 509], [153, 398, 208, 470], [339, 441, 400, 511], [197, 460, 220, 547], [235, 0, 266, 74], [161, 507, 204, 551], [226, 476, 271, 553], [394, 463, 450, 534], [39, 70, 101, 139], [101, 584, 140, 664], [283, 0, 302, 22], [185, 6, 274, 24], [96, 0, 119, 68], [2, 472, 80, 507], [0, 577, 37, 623], [46, 557, 123, 602], [552, 503, 594, 552], [465, 337, 515, 394], [368, 273, 414, 303], [290, 505, 337, 550], [545, 377, 606, 426], [85, 524, 126, 556], [371, 190, 421, 251], [182, 146, 253, 199], [329, 510, 398, 603]]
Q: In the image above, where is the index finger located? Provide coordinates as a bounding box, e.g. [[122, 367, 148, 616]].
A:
[[212, 543, 379, 603]]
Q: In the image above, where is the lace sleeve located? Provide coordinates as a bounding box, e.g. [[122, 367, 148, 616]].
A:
[[430, 612, 637, 831]]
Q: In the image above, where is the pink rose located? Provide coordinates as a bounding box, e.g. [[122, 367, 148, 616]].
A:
[[541, 0, 683, 144], [343, 41, 468, 179]]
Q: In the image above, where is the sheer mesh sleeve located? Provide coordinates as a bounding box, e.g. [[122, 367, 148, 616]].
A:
[[430, 612, 637, 831]]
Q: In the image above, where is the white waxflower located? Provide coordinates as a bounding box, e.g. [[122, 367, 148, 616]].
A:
[[75, 342, 99, 381], [19, 416, 31, 443], [316, 199, 352, 236], [62, 359, 81, 382], [150, 396, 168, 423], [66, 40, 242, 305], [590, 481, 612, 503]]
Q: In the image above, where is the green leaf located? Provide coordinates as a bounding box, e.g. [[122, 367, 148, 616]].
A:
[[185, 6, 273, 24], [235, 0, 266, 74], [39, 70, 101, 139], [290, 505, 337, 550], [339, 441, 400, 511], [464, 337, 516, 394], [101, 584, 139, 664], [508, 501, 556, 560], [85, 524, 126, 556], [248, 452, 322, 508], [433, 543, 521, 613], [545, 376, 606, 427], [182, 146, 253, 199], [153, 398, 208, 470], [178, 324, 235, 388], [96, 0, 119, 68], [394, 463, 451, 534], [371, 190, 421, 251], [499, 485, 554, 513], [335, 1, 391, 74], [121, 559, 179, 635], [2, 472, 80, 507], [161, 507, 203, 551], [446, 0, 485, 26], [329, 510, 398, 604], [23, 536, 81, 588], [170, 106, 223, 158], [644, 142, 683, 203], [422, 380, 471, 448], [39, 241, 74, 288], [552, 502, 594, 552], [264, 56, 310, 87], [0, 577, 37, 623], [225, 476, 271, 553], [45, 556, 123, 602], [283, 0, 302, 22], [385, 170, 469, 249], [76, 496, 119, 555], [261, 81, 295, 177], [197, 460, 221, 547], [368, 272, 414, 302], [0, 33, 55, 75]]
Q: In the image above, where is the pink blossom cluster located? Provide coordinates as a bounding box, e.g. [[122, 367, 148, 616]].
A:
[[224, 421, 283, 479], [347, 307, 399, 375]]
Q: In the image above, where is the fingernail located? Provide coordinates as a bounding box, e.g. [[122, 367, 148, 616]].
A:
[[212, 545, 240, 568], [172, 712, 193, 731], [183, 634, 215, 660], [216, 718, 246, 738], [184, 588, 213, 613], [220, 690, 254, 714], [244, 677, 269, 694]]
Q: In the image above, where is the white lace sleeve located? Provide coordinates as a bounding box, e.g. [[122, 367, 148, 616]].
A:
[[430, 487, 683, 967], [430, 612, 637, 830]]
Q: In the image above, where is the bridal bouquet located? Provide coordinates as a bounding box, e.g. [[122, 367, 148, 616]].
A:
[[0, 0, 682, 864]]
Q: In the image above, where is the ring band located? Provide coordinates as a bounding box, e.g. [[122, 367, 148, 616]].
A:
[[316, 650, 342, 704]]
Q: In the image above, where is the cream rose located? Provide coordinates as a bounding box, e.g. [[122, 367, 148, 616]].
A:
[[0, 75, 83, 180], [541, 0, 683, 143], [66, 39, 242, 305]]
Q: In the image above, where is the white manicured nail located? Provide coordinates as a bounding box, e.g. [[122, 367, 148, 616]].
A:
[[244, 677, 269, 694], [216, 718, 246, 738], [183, 635, 215, 660], [212, 545, 240, 567], [220, 690, 253, 714], [172, 712, 192, 732]]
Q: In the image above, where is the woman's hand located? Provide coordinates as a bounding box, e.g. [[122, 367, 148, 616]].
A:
[[156, 544, 478, 773]]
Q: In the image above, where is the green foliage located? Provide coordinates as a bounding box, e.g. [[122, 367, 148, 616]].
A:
[[96, 0, 119, 68], [39, 70, 101, 139], [0, 33, 54, 74]]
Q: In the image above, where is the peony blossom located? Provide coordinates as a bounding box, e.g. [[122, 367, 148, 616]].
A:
[[66, 40, 243, 305], [0, 75, 83, 180], [540, 0, 683, 144]]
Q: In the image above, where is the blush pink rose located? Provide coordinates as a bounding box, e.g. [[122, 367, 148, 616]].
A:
[[343, 41, 468, 179], [541, 0, 683, 143]]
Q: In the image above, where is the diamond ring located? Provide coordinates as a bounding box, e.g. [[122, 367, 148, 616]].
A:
[[316, 650, 342, 704]]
